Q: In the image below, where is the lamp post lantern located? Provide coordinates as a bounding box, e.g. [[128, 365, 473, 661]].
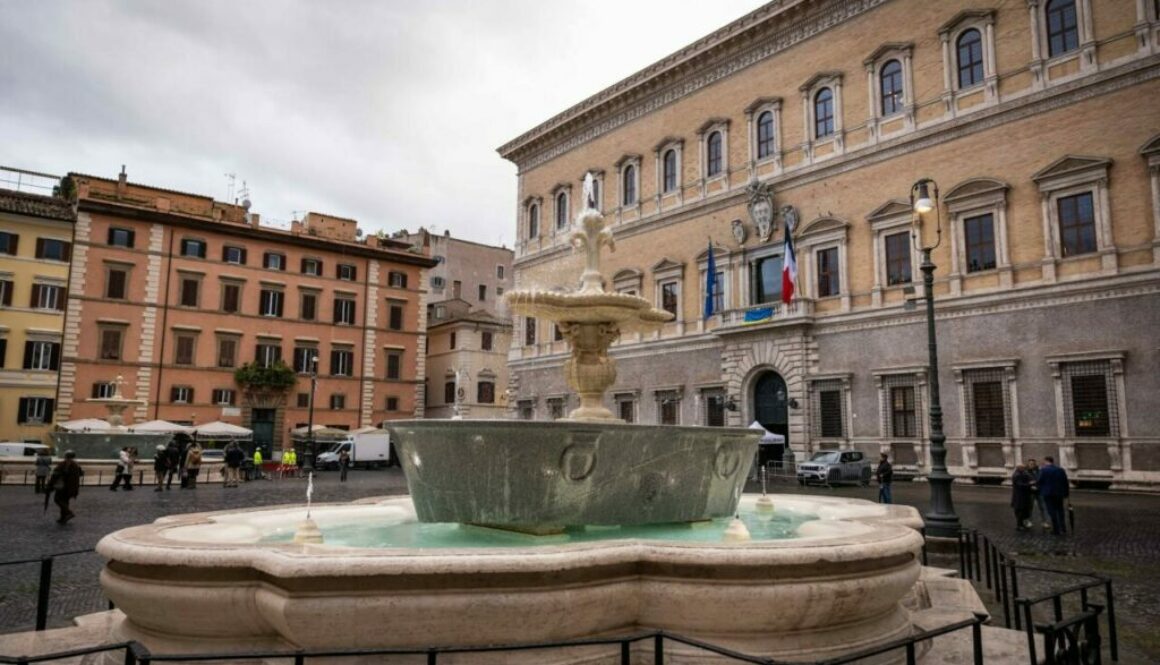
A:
[[303, 355, 319, 473], [909, 178, 961, 538]]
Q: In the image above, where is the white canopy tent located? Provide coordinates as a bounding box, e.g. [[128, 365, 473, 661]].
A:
[[748, 421, 786, 445], [194, 421, 253, 439], [57, 418, 111, 432], [291, 424, 351, 441], [129, 420, 193, 434]]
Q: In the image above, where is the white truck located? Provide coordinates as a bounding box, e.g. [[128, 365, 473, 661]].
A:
[[316, 431, 393, 470]]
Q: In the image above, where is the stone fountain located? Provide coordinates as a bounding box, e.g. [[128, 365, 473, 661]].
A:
[[52, 375, 168, 458], [93, 176, 982, 663]]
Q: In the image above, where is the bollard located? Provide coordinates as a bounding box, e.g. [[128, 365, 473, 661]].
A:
[[654, 633, 664, 665], [35, 556, 53, 630]]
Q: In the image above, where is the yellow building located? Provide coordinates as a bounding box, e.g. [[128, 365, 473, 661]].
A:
[[0, 169, 75, 444], [502, 0, 1160, 488]]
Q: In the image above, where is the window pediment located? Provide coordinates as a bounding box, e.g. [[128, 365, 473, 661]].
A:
[[653, 136, 684, 153], [695, 246, 729, 262], [800, 71, 843, 92], [614, 153, 642, 168], [1139, 134, 1160, 158], [945, 178, 1010, 204], [550, 182, 573, 195], [938, 8, 995, 36], [581, 168, 605, 179], [612, 268, 642, 282], [696, 117, 730, 135], [866, 199, 913, 224], [521, 195, 542, 208], [863, 42, 913, 66], [1032, 155, 1112, 184], [798, 216, 849, 237], [651, 257, 685, 273], [745, 96, 782, 114]]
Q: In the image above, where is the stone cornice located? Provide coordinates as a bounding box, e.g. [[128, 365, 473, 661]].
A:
[[498, 0, 889, 169]]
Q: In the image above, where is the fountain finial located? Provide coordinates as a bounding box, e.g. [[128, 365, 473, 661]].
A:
[[571, 174, 614, 294], [113, 375, 125, 399]]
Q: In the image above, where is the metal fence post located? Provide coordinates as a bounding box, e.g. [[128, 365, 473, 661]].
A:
[[972, 617, 984, 665], [654, 633, 664, 665], [35, 556, 53, 631], [983, 537, 992, 589], [905, 642, 917, 665], [427, 648, 437, 665], [973, 531, 982, 582], [1022, 602, 1036, 664], [1105, 580, 1118, 662], [621, 639, 631, 665]]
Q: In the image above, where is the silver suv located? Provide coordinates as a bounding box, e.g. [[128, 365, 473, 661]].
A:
[[796, 450, 872, 487]]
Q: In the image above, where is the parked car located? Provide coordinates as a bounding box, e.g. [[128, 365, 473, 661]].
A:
[[796, 450, 872, 487], [198, 448, 225, 461]]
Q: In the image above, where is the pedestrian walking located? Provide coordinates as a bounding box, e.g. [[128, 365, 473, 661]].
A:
[[224, 442, 244, 488], [1011, 464, 1034, 531], [153, 445, 169, 492], [876, 453, 893, 504], [184, 443, 203, 489], [252, 447, 263, 481], [46, 451, 84, 524], [339, 448, 350, 482], [110, 446, 136, 491], [1038, 455, 1071, 535], [177, 435, 191, 488], [164, 440, 181, 490], [34, 448, 52, 494], [1026, 458, 1049, 530]]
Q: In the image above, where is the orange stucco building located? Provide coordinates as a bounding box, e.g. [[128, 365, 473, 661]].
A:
[[56, 170, 436, 453]]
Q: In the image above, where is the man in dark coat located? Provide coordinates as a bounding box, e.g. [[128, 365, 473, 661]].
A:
[[1037, 455, 1071, 535], [164, 441, 181, 490], [1010, 465, 1034, 531], [876, 453, 893, 504], [47, 451, 84, 524], [153, 445, 169, 492]]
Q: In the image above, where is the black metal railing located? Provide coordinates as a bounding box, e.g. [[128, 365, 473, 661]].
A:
[[0, 548, 110, 631], [0, 617, 990, 665], [958, 528, 1118, 664]]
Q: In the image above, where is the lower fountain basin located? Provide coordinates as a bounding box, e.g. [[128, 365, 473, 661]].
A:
[[384, 420, 760, 529], [97, 495, 925, 663]]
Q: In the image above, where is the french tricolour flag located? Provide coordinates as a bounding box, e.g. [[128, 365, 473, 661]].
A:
[[781, 216, 797, 305]]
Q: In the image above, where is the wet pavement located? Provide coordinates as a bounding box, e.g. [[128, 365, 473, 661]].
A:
[[0, 469, 1157, 661]]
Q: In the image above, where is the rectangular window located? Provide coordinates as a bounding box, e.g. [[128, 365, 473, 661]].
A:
[[260, 289, 284, 317], [221, 282, 241, 313], [548, 398, 565, 421], [99, 328, 123, 361], [92, 382, 116, 399], [751, 255, 782, 305], [294, 347, 318, 374], [330, 348, 354, 376], [963, 213, 997, 272], [816, 247, 839, 297], [330, 394, 346, 410], [388, 303, 404, 330], [452, 280, 462, 298], [1047, 0, 1080, 57], [431, 276, 446, 289], [31, 284, 65, 310], [255, 343, 281, 368], [1058, 192, 1096, 257], [658, 393, 680, 425], [386, 396, 399, 411], [170, 386, 193, 404], [481, 331, 493, 351], [497, 265, 505, 279], [524, 317, 536, 346], [300, 292, 317, 321], [660, 281, 678, 317], [35, 238, 71, 262], [217, 337, 238, 368], [518, 400, 535, 420], [0, 338, 5, 368], [296, 392, 311, 408], [704, 391, 725, 427], [386, 351, 402, 380], [617, 397, 636, 423], [444, 381, 457, 405], [890, 386, 916, 438], [554, 324, 564, 342], [0, 279, 12, 306], [108, 227, 135, 248], [884, 232, 912, 285], [212, 389, 235, 406], [819, 390, 844, 437], [301, 258, 322, 276], [174, 334, 196, 366], [180, 278, 200, 308], [23, 341, 59, 371], [337, 263, 357, 281], [0, 231, 19, 255], [971, 381, 1006, 437], [180, 239, 206, 258], [477, 381, 495, 404], [333, 297, 356, 325], [478, 284, 487, 301], [389, 271, 408, 289], [706, 270, 724, 314], [264, 252, 285, 270], [449, 332, 457, 350], [1071, 374, 1110, 437], [106, 267, 128, 300], [222, 245, 246, 265], [17, 397, 53, 424]]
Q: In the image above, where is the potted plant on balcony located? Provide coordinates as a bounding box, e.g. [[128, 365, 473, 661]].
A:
[[234, 362, 297, 405]]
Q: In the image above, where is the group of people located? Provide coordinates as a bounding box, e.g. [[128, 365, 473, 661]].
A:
[[147, 438, 205, 490], [1011, 456, 1071, 535]]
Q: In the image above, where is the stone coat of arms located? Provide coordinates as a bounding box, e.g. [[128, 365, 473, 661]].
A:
[[747, 181, 776, 243]]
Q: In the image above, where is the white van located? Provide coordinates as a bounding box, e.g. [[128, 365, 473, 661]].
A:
[[0, 442, 52, 457]]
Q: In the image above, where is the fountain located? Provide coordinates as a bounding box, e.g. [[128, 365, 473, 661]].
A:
[[94, 177, 978, 663], [52, 375, 170, 459]]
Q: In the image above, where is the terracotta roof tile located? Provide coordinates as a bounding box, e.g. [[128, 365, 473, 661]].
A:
[[0, 189, 74, 222]]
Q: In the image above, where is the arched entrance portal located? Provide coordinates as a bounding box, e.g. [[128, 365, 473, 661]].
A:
[[753, 371, 789, 465]]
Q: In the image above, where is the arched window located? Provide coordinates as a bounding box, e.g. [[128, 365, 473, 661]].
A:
[[622, 165, 637, 205], [663, 149, 678, 193], [527, 203, 539, 239], [879, 60, 903, 116], [956, 29, 984, 89], [588, 178, 600, 210], [1046, 0, 1079, 57], [706, 131, 723, 177], [555, 191, 568, 230], [814, 88, 834, 139], [756, 111, 775, 159]]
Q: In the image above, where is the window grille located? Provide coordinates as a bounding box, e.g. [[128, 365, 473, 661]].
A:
[[962, 368, 1008, 438], [547, 398, 565, 420], [880, 375, 922, 439], [1062, 360, 1117, 437], [810, 382, 844, 438]]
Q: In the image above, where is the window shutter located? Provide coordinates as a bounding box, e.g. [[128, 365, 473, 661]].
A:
[[35, 238, 45, 258], [49, 343, 60, 371], [44, 399, 54, 423], [92, 383, 101, 398], [300, 257, 307, 273], [56, 288, 67, 311], [127, 230, 136, 248], [276, 293, 284, 317], [2, 281, 11, 306], [170, 386, 179, 402], [17, 398, 28, 423], [62, 242, 72, 262], [351, 266, 357, 281], [240, 248, 248, 265], [29, 284, 40, 308], [8, 234, 17, 255], [0, 338, 6, 368], [330, 349, 339, 374], [221, 246, 229, 261], [333, 302, 341, 324], [23, 341, 33, 369]]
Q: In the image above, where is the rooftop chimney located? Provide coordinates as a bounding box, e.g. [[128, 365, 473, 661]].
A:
[[116, 165, 127, 199]]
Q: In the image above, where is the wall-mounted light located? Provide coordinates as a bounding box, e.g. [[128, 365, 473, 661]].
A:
[[724, 396, 739, 412]]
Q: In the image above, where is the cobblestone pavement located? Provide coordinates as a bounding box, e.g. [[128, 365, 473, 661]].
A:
[[1, 470, 1157, 661]]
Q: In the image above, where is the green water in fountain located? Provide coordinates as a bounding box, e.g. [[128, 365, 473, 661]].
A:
[[260, 504, 817, 548]]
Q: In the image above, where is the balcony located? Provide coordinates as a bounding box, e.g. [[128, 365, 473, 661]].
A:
[[712, 299, 814, 336]]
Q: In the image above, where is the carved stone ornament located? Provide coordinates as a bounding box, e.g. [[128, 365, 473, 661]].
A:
[[747, 181, 776, 243], [731, 218, 747, 245]]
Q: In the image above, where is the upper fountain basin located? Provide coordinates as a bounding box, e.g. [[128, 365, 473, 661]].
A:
[[505, 290, 672, 331], [384, 420, 760, 529]]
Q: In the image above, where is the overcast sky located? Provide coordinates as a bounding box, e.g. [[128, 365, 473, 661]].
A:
[[0, 0, 764, 246]]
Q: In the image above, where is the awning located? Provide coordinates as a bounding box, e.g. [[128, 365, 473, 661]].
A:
[[57, 418, 112, 432], [194, 421, 253, 439], [748, 421, 786, 445], [129, 420, 193, 434]]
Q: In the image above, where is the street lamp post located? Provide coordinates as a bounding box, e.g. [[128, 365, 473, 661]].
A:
[[910, 178, 961, 538], [303, 355, 319, 472]]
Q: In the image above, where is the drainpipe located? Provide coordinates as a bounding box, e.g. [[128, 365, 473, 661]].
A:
[[152, 227, 176, 419], [357, 257, 371, 428]]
